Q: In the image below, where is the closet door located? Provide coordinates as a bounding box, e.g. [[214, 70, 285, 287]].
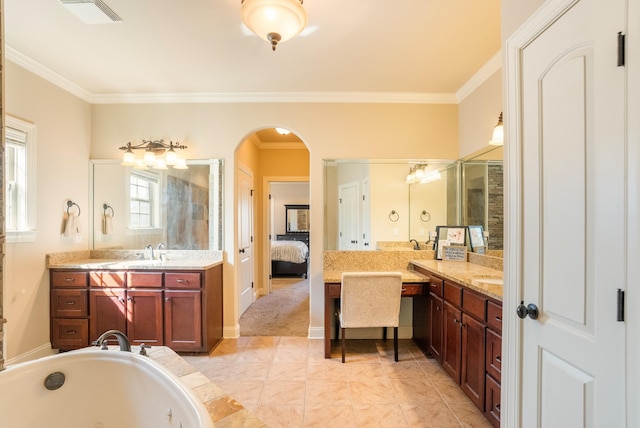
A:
[[507, 0, 627, 425]]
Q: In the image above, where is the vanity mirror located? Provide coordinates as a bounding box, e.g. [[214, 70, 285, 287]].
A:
[[323, 147, 503, 251], [90, 159, 224, 250]]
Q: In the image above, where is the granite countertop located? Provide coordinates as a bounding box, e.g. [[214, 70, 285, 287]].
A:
[[323, 269, 429, 284], [410, 259, 503, 301], [48, 258, 222, 270], [46, 250, 223, 271]]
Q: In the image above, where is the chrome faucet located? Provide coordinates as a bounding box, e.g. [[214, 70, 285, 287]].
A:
[[410, 239, 420, 250], [156, 243, 166, 261], [145, 244, 154, 260], [94, 329, 132, 352]]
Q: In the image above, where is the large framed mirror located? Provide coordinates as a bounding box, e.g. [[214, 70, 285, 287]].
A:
[[90, 159, 224, 250], [323, 147, 503, 252], [285, 204, 310, 233]]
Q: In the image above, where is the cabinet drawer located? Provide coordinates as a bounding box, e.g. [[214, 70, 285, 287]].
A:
[[487, 301, 503, 334], [89, 271, 126, 288], [485, 374, 501, 428], [486, 328, 502, 381], [51, 289, 87, 317], [427, 277, 444, 297], [462, 289, 487, 321], [51, 271, 88, 287], [165, 272, 202, 289], [127, 272, 163, 288], [444, 280, 462, 306], [401, 284, 423, 295], [52, 318, 89, 349]]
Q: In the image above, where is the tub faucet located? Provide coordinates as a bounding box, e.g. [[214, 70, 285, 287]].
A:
[[145, 244, 154, 260], [94, 329, 132, 352], [410, 239, 420, 250]]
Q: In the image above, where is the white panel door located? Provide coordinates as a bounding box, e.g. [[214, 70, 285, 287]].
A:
[[338, 182, 360, 250], [238, 167, 254, 316], [516, 0, 626, 426]]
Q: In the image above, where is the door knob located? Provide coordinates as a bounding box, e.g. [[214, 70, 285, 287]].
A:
[[516, 301, 539, 320], [239, 248, 245, 253]]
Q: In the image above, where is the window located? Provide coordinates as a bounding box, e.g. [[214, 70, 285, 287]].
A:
[[129, 170, 160, 229], [5, 116, 37, 243]]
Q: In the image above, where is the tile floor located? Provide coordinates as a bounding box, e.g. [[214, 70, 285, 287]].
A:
[[182, 337, 492, 428]]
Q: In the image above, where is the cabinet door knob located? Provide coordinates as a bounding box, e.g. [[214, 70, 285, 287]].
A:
[[165, 297, 170, 302]]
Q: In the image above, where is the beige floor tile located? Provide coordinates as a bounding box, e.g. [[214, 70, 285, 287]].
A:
[[448, 401, 493, 428], [431, 378, 472, 404], [235, 347, 277, 363], [346, 362, 387, 381], [243, 336, 281, 348], [214, 380, 264, 408], [253, 404, 304, 428], [382, 360, 426, 379], [419, 360, 451, 380], [308, 360, 348, 381], [278, 336, 311, 348], [390, 378, 442, 405], [401, 402, 462, 427], [353, 404, 409, 427], [303, 404, 356, 428], [273, 346, 310, 363], [215, 361, 272, 381], [349, 380, 397, 404], [268, 362, 309, 381], [259, 380, 307, 405], [306, 380, 351, 405]]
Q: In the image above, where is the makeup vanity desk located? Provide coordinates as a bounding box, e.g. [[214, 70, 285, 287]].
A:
[[323, 269, 429, 358]]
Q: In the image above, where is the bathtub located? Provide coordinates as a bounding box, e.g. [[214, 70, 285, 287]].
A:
[[0, 348, 214, 428]]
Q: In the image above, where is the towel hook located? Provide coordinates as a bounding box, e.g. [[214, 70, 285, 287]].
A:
[[420, 210, 431, 222], [388, 210, 399, 222], [66, 200, 81, 216], [103, 204, 114, 217]]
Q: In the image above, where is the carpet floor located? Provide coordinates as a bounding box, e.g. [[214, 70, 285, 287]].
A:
[[239, 277, 310, 337]]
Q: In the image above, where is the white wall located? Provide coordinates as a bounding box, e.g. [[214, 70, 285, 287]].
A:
[[4, 62, 91, 361]]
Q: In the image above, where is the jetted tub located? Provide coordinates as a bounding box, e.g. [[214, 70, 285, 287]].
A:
[[0, 348, 214, 428]]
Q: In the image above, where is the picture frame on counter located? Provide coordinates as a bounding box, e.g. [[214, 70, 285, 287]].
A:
[[468, 225, 485, 252], [434, 225, 468, 260]]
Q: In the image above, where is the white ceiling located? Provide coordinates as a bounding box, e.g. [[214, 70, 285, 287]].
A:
[[5, 0, 501, 104]]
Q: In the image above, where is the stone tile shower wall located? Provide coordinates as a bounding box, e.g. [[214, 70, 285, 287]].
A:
[[0, 4, 5, 370], [488, 163, 504, 250]]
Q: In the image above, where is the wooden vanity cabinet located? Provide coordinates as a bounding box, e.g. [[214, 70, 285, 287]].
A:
[[51, 271, 89, 349], [50, 263, 223, 353]]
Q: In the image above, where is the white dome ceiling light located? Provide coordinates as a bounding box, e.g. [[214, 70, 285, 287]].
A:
[[241, 0, 308, 51]]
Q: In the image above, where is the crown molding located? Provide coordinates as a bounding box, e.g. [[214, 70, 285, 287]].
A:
[[455, 50, 502, 103], [7, 45, 501, 105], [6, 45, 94, 103]]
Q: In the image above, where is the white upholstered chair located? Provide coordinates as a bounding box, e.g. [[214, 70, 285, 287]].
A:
[[338, 272, 403, 363]]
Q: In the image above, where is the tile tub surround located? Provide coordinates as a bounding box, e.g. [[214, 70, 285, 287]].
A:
[[119, 345, 266, 427], [410, 259, 503, 301]]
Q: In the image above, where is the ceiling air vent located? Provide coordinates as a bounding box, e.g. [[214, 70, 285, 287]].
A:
[[59, 0, 122, 24]]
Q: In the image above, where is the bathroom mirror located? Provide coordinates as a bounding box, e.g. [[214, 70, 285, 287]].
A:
[[285, 204, 310, 232], [323, 147, 503, 251], [90, 159, 224, 250]]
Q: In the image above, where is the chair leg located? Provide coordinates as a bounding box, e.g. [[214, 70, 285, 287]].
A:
[[341, 327, 346, 363], [394, 327, 399, 362], [382, 327, 387, 341]]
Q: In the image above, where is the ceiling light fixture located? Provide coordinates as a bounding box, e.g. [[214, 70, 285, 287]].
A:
[[275, 127, 291, 135], [489, 112, 504, 146], [59, 0, 122, 24], [119, 139, 189, 170], [240, 0, 308, 51]]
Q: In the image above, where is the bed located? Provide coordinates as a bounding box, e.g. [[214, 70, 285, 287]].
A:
[[271, 236, 309, 278]]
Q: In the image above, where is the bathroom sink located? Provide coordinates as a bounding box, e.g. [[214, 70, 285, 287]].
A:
[[471, 277, 503, 286]]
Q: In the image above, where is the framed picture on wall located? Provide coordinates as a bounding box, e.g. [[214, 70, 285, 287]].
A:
[[434, 225, 468, 260], [468, 225, 485, 251]]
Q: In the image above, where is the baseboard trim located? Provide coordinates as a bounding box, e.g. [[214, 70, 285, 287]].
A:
[[6, 342, 55, 366], [308, 326, 324, 339], [223, 324, 240, 339]]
